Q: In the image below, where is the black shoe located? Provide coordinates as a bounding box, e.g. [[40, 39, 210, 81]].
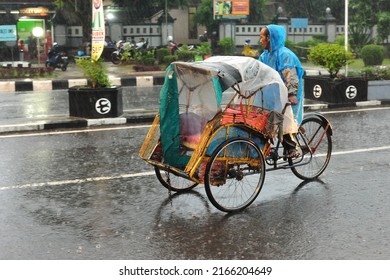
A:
[[283, 148, 299, 161]]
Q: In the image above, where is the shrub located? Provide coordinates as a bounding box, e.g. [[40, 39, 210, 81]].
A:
[[195, 42, 212, 57], [360, 66, 390, 80], [308, 43, 353, 78], [0, 67, 53, 79], [140, 51, 156, 66], [360, 45, 385, 66], [141, 57, 155, 66], [177, 45, 195, 62], [163, 55, 178, 65], [156, 48, 170, 64], [290, 38, 322, 62], [75, 58, 110, 88], [218, 37, 235, 55]]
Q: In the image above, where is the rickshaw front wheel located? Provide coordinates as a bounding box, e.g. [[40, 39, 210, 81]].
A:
[[204, 137, 265, 212], [155, 167, 198, 192], [289, 115, 332, 180]]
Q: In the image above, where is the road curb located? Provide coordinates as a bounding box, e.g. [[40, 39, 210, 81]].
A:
[[1, 101, 388, 135], [0, 74, 165, 92]]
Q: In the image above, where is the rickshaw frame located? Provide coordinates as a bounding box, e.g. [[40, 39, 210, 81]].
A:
[[139, 57, 333, 212]]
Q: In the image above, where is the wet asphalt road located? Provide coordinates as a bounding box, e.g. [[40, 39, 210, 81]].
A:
[[0, 106, 390, 260]]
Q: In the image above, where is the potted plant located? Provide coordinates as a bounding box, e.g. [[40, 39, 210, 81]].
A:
[[68, 58, 123, 118], [194, 42, 212, 61], [304, 43, 368, 104]]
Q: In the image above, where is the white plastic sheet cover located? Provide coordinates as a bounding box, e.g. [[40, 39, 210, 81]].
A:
[[205, 56, 298, 134]]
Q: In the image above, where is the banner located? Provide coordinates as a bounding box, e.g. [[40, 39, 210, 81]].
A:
[[214, 0, 249, 19], [91, 0, 105, 61], [291, 18, 309, 29], [0, 25, 17, 42]]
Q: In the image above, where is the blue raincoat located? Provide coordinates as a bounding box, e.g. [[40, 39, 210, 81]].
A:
[[259, 24, 304, 125]]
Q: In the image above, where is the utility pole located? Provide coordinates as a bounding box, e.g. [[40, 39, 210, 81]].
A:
[[165, 0, 168, 43]]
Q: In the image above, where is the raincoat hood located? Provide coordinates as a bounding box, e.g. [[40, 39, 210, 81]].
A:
[[267, 24, 286, 52]]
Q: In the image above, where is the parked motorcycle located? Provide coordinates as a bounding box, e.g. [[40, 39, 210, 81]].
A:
[[111, 38, 149, 64], [45, 43, 69, 71]]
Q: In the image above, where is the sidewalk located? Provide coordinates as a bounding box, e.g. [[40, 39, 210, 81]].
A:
[[0, 61, 166, 133], [0, 61, 165, 92], [0, 61, 385, 134]]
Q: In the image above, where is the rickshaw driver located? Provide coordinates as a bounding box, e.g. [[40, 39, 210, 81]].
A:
[[259, 24, 304, 158]]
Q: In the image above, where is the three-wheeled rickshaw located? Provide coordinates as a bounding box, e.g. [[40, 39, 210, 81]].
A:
[[139, 56, 332, 212]]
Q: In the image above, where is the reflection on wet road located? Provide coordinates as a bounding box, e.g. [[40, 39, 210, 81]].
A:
[[0, 107, 390, 259]]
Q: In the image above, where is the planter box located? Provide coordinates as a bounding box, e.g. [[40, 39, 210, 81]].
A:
[[368, 80, 390, 100], [68, 86, 123, 118], [304, 76, 368, 104]]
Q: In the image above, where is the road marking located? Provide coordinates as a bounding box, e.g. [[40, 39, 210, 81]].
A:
[[322, 106, 390, 115], [1, 145, 390, 191], [332, 145, 390, 156], [0, 124, 151, 138], [0, 171, 155, 191]]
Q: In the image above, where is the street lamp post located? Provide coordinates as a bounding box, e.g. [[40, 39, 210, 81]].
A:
[[345, 0, 349, 76], [165, 0, 168, 44], [32, 27, 44, 66]]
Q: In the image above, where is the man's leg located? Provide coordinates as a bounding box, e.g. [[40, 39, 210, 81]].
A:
[[282, 133, 299, 159]]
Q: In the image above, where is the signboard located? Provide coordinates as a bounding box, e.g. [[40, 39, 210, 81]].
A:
[[19, 7, 49, 17], [0, 25, 17, 42], [291, 18, 308, 29], [214, 0, 249, 20], [91, 0, 105, 61], [17, 19, 44, 41]]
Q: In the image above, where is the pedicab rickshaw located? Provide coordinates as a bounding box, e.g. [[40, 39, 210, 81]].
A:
[[139, 56, 332, 212]]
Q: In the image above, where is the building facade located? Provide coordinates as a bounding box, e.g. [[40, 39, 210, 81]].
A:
[[0, 1, 378, 61]]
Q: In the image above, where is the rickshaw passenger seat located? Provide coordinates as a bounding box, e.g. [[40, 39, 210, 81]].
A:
[[179, 112, 208, 150]]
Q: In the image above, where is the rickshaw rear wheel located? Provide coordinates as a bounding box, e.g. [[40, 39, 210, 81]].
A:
[[155, 167, 198, 192], [289, 116, 332, 180], [204, 137, 265, 212]]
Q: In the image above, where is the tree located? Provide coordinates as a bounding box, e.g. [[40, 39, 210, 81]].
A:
[[53, 0, 92, 41], [283, 0, 344, 23], [111, 0, 190, 24], [193, 0, 218, 36], [377, 12, 390, 44], [348, 0, 379, 55], [247, 0, 268, 24], [193, 0, 268, 40]]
